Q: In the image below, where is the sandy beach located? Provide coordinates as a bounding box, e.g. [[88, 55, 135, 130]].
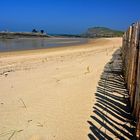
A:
[[0, 38, 122, 140]]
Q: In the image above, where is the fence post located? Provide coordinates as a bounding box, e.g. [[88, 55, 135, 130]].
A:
[[122, 22, 140, 139]]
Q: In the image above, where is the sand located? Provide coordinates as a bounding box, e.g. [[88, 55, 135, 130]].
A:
[[0, 37, 122, 140]]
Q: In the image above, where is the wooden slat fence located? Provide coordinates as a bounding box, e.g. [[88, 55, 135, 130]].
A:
[[122, 21, 140, 139]]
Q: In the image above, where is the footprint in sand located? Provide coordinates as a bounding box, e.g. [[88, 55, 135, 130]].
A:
[[84, 66, 90, 74], [28, 120, 33, 123], [36, 122, 44, 127], [4, 73, 8, 77], [57, 79, 60, 82], [29, 135, 43, 140], [42, 58, 48, 63]]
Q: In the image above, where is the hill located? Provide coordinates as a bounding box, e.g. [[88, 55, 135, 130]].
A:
[[82, 27, 124, 38]]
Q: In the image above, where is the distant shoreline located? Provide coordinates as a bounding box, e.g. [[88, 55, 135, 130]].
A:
[[0, 32, 48, 39], [0, 26, 124, 39]]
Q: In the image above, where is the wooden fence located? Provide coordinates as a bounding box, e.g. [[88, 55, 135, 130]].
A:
[[122, 21, 140, 139]]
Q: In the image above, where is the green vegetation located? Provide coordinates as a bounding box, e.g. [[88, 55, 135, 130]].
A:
[[0, 32, 48, 39], [82, 27, 124, 38], [52, 27, 124, 38]]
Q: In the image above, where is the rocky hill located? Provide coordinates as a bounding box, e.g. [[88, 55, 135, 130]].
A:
[[82, 27, 124, 38]]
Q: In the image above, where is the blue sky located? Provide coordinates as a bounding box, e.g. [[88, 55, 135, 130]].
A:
[[0, 0, 140, 34]]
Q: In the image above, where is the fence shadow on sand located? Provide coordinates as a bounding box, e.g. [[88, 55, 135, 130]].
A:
[[87, 49, 136, 140]]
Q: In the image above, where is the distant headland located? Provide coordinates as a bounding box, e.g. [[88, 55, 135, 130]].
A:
[[0, 29, 48, 39]]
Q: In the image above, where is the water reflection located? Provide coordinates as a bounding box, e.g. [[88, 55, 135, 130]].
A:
[[0, 38, 87, 52]]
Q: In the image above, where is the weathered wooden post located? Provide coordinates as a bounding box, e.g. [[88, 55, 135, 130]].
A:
[[122, 21, 140, 139]]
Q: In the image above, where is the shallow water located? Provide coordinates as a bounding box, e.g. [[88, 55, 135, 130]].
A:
[[0, 38, 88, 52]]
